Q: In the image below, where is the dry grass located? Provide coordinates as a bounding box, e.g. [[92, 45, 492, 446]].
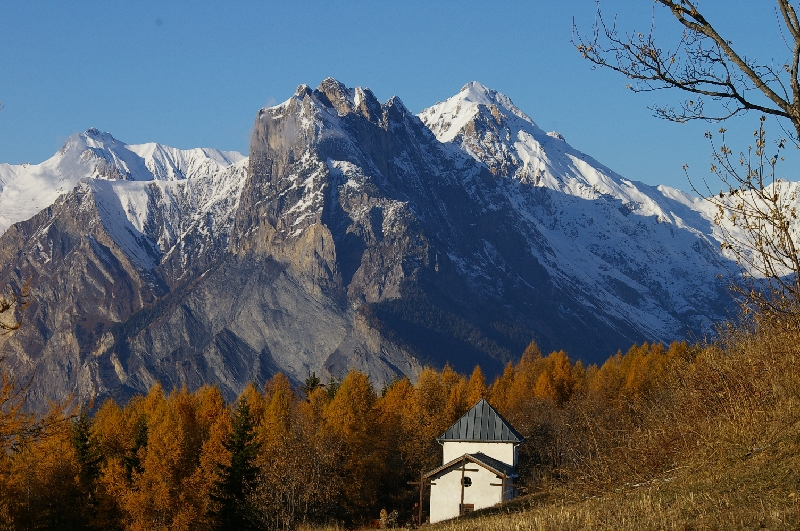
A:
[[429, 313, 800, 530], [432, 445, 800, 530], [300, 312, 800, 530]]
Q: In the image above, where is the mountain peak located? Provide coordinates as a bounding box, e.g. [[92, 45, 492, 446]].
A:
[[316, 77, 356, 115], [263, 79, 416, 132], [420, 82, 639, 199], [294, 84, 313, 98], [418, 82, 535, 143], [456, 82, 532, 122], [0, 130, 245, 236], [458, 81, 495, 103], [60, 128, 121, 154]]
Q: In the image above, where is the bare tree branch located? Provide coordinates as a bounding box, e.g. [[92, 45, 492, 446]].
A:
[[689, 119, 800, 313], [573, 1, 800, 140], [576, 2, 800, 314]]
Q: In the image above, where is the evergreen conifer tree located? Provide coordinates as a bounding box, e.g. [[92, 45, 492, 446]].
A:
[[70, 410, 102, 528], [302, 372, 322, 400], [72, 410, 101, 488], [211, 396, 260, 530]]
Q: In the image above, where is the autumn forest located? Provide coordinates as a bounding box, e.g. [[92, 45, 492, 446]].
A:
[[0, 338, 706, 530]]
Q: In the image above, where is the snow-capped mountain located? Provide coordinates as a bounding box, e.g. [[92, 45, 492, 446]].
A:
[[0, 128, 244, 236], [0, 79, 739, 410], [419, 81, 732, 341]]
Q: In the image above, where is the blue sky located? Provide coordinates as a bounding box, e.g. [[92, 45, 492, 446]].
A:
[[0, 1, 792, 191]]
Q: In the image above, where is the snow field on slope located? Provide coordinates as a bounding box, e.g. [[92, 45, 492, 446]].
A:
[[419, 81, 738, 342], [0, 130, 245, 237]]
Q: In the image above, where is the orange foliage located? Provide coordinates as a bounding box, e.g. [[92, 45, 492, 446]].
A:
[[465, 365, 488, 405], [0, 336, 700, 528]]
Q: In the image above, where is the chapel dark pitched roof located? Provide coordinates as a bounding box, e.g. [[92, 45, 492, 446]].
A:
[[437, 399, 524, 443], [423, 452, 517, 479]]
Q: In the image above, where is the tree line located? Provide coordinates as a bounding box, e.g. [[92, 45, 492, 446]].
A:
[[0, 338, 697, 531]]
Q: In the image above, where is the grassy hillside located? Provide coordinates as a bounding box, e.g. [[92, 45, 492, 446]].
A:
[[429, 312, 800, 530], [430, 446, 799, 529], [300, 311, 800, 530]]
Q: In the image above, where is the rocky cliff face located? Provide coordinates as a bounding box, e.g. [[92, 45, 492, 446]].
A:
[[0, 79, 736, 410]]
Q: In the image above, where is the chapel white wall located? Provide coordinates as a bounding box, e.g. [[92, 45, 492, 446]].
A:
[[429, 465, 504, 523], [442, 441, 516, 466]]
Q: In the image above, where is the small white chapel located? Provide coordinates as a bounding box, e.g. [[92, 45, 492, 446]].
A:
[[424, 398, 525, 523]]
